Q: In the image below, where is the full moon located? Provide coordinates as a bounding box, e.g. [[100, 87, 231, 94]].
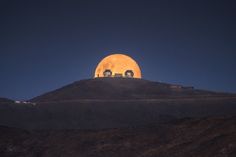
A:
[[94, 54, 142, 78]]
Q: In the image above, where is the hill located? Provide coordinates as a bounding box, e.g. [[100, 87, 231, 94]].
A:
[[0, 98, 14, 103], [0, 78, 236, 129], [31, 78, 233, 102]]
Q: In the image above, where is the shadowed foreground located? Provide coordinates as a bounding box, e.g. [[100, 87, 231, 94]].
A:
[[0, 116, 235, 157]]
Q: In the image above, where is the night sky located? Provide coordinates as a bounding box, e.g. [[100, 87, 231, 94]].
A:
[[1, 0, 236, 100]]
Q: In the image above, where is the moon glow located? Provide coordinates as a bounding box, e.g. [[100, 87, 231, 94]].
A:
[[94, 54, 142, 78]]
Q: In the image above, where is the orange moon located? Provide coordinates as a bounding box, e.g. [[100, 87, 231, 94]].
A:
[[94, 54, 142, 78]]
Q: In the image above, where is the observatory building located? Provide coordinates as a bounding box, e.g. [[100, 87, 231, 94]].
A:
[[94, 54, 142, 78]]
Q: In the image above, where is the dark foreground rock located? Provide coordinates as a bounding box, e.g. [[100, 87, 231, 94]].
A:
[[0, 116, 235, 157]]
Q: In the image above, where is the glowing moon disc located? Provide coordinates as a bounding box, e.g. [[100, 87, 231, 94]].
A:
[[94, 54, 142, 78]]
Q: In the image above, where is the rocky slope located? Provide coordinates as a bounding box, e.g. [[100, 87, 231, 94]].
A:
[[31, 78, 233, 102], [0, 116, 235, 157]]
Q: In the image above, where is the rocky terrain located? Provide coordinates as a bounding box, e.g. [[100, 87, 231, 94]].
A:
[[0, 78, 236, 156], [0, 78, 236, 129], [0, 116, 235, 157]]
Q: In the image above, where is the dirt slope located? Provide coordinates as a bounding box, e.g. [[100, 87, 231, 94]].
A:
[[0, 116, 235, 157]]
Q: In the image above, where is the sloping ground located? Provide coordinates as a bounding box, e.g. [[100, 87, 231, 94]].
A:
[[0, 98, 14, 104], [31, 78, 233, 102], [0, 116, 235, 157], [1, 97, 236, 129], [0, 78, 235, 129]]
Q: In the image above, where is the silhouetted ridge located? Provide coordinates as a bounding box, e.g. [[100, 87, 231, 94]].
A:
[[0, 78, 236, 129], [31, 78, 227, 102], [0, 97, 14, 103]]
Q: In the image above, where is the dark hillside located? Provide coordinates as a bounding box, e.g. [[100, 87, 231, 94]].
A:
[[31, 78, 233, 102], [0, 116, 235, 157], [0, 78, 236, 129]]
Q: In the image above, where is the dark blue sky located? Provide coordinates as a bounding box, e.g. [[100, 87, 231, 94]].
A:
[[0, 0, 236, 100]]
